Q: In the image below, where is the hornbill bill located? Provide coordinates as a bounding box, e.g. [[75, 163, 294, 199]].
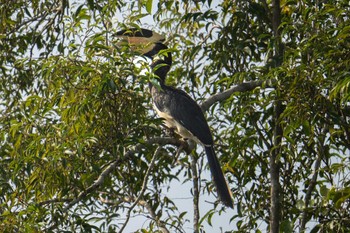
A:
[[115, 28, 233, 208]]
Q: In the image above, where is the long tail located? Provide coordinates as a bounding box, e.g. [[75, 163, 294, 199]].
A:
[[205, 146, 233, 208]]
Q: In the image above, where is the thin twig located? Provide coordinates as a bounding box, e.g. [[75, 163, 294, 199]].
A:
[[138, 199, 170, 233], [105, 196, 171, 233], [37, 198, 73, 206], [252, 119, 272, 149], [119, 146, 162, 233]]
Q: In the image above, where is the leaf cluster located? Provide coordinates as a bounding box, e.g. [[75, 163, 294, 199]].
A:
[[1, 0, 350, 232]]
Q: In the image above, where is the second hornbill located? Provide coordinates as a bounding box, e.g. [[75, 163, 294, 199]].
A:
[[115, 28, 233, 208]]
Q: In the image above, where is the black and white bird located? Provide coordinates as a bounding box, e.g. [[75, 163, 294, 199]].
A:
[[115, 28, 233, 208]]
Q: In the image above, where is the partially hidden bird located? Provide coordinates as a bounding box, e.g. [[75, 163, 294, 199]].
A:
[[115, 28, 233, 208]]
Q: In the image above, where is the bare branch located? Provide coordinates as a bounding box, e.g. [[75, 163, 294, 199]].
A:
[[201, 79, 275, 112], [270, 100, 283, 233], [119, 146, 162, 233], [102, 196, 171, 233], [138, 199, 170, 233], [300, 127, 328, 232], [191, 155, 200, 233], [270, 0, 283, 231], [300, 155, 322, 232]]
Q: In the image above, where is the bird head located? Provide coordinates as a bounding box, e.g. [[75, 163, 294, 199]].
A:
[[114, 28, 166, 59], [115, 27, 172, 83]]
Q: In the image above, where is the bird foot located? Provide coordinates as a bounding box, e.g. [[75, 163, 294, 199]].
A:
[[172, 139, 195, 166], [164, 127, 176, 137], [183, 138, 196, 153], [177, 138, 195, 155]]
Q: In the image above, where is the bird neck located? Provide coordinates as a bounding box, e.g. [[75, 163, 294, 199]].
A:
[[150, 52, 172, 84]]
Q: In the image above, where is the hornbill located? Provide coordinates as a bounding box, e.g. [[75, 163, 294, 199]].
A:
[[115, 28, 233, 208]]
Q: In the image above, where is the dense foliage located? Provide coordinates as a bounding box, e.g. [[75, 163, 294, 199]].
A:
[[1, 0, 349, 232]]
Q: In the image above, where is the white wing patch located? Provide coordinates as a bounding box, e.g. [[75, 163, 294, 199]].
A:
[[153, 103, 202, 144]]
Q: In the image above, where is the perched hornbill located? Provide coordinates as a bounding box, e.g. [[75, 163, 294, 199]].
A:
[[115, 28, 233, 208]]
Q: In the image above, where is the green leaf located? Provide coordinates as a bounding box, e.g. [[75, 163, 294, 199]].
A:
[[280, 220, 293, 233], [296, 199, 305, 210], [146, 0, 153, 14], [310, 224, 321, 233], [320, 185, 329, 197], [334, 187, 350, 209]]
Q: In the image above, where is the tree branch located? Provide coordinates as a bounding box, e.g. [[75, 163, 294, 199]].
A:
[[37, 198, 73, 206], [138, 199, 170, 233], [100, 196, 172, 233], [270, 0, 283, 231], [191, 155, 200, 233], [119, 146, 162, 233], [300, 154, 322, 232], [270, 100, 283, 233], [300, 127, 328, 232], [201, 79, 275, 112], [44, 137, 184, 231]]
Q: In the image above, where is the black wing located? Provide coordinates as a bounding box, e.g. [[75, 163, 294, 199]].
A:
[[153, 85, 213, 145]]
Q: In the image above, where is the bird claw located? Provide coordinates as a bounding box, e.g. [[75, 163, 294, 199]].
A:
[[172, 139, 195, 166], [172, 144, 183, 166], [178, 139, 195, 155], [164, 127, 176, 137]]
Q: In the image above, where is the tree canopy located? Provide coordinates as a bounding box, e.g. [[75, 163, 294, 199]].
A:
[[0, 0, 349, 232]]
